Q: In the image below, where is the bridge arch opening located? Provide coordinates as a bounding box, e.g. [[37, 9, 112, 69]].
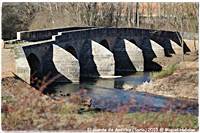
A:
[[65, 46, 78, 58], [129, 39, 137, 45], [27, 53, 41, 85], [99, 39, 110, 50]]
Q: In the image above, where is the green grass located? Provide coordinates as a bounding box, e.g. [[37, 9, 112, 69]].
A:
[[151, 64, 177, 79], [2, 96, 14, 103]]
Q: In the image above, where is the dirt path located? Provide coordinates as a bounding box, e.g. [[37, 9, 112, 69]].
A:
[[2, 48, 16, 78]]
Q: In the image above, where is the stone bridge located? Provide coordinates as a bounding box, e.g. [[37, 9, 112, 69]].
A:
[[14, 27, 194, 84]]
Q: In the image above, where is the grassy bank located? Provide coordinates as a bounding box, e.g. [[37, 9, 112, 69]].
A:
[[1, 77, 198, 131], [135, 61, 198, 99], [150, 64, 177, 79]]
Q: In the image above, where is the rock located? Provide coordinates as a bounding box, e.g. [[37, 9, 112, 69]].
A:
[[122, 83, 134, 90], [81, 96, 92, 107]]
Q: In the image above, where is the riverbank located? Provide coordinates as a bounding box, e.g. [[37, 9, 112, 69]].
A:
[[1, 77, 198, 130], [1, 46, 198, 130], [133, 61, 198, 99]]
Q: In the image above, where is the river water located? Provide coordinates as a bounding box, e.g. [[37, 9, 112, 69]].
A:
[[45, 72, 198, 115]]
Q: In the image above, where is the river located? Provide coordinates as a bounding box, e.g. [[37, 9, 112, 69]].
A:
[[44, 72, 198, 116]]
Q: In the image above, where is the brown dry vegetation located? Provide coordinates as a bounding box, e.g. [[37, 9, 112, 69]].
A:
[[135, 59, 198, 99], [1, 77, 198, 131], [1, 44, 198, 131], [2, 3, 198, 40]]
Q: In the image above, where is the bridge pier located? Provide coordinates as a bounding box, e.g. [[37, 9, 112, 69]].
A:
[[124, 39, 144, 71], [53, 44, 80, 82], [150, 39, 165, 57], [150, 37, 176, 56], [80, 40, 115, 78], [113, 39, 143, 75], [170, 40, 183, 55]]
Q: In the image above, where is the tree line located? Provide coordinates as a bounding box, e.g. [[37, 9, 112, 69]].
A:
[[2, 2, 199, 40]]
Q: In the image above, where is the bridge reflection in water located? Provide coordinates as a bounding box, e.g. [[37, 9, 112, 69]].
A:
[[44, 72, 198, 116]]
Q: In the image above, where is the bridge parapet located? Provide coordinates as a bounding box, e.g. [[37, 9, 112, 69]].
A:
[[17, 26, 94, 42], [56, 27, 186, 43]]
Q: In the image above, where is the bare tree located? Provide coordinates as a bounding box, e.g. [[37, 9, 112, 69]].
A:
[[2, 2, 198, 40], [135, 2, 139, 27], [114, 3, 123, 27]]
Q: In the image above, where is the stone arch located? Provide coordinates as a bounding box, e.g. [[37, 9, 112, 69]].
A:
[[99, 39, 110, 50], [79, 40, 100, 78], [128, 38, 142, 50], [128, 38, 162, 71], [65, 46, 78, 59], [113, 38, 138, 75], [129, 39, 137, 45]]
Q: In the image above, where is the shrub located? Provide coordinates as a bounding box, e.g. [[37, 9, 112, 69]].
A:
[[151, 64, 177, 79]]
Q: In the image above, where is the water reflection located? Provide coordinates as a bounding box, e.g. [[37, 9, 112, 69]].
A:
[[45, 72, 198, 115], [114, 72, 150, 89], [46, 72, 150, 95]]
